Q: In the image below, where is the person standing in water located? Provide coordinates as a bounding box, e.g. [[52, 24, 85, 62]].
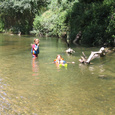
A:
[[31, 38, 39, 58]]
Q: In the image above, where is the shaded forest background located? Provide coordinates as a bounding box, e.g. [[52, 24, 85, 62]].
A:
[[0, 0, 115, 46]]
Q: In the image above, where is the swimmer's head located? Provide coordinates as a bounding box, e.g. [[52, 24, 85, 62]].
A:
[[56, 55, 62, 60]]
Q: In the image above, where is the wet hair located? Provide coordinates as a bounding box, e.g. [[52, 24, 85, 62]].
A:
[[56, 55, 62, 59]]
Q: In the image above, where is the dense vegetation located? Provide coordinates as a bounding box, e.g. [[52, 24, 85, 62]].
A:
[[0, 0, 48, 34], [0, 0, 115, 46]]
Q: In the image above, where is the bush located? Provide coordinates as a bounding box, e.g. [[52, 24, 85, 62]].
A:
[[68, 0, 115, 46]]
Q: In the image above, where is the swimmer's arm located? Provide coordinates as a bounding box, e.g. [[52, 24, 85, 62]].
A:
[[67, 62, 75, 64]]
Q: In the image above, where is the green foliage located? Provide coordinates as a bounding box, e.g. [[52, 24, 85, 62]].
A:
[[32, 0, 115, 46], [106, 2, 115, 45], [32, 0, 78, 37], [68, 0, 115, 46], [79, 0, 104, 3], [0, 0, 114, 46], [0, 0, 48, 34], [0, 19, 4, 32]]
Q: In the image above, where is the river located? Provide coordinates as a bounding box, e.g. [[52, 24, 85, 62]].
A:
[[0, 33, 115, 115]]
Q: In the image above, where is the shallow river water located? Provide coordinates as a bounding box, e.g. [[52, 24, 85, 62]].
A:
[[0, 34, 115, 115]]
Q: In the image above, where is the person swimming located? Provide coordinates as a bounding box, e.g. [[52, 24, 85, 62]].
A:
[[54, 55, 67, 69], [54, 55, 66, 64]]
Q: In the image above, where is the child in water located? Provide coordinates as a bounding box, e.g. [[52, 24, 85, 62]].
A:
[[54, 55, 65, 64], [54, 55, 67, 68], [31, 38, 39, 58]]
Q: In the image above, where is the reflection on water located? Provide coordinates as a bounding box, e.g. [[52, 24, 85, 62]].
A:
[[0, 34, 115, 114], [32, 58, 39, 76]]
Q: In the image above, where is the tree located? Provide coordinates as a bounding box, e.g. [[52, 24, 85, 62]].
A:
[[67, 0, 115, 46], [0, 0, 48, 34], [32, 0, 78, 37]]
